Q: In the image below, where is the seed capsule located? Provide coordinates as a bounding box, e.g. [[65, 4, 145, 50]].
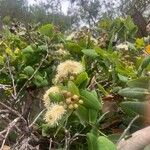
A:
[[72, 95, 79, 100], [74, 104, 78, 109], [68, 104, 74, 109], [79, 100, 83, 104], [66, 98, 71, 104], [66, 92, 72, 97]]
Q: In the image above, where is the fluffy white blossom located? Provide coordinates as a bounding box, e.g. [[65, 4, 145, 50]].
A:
[[44, 103, 66, 126], [43, 86, 60, 108], [54, 60, 84, 83], [116, 43, 128, 51]]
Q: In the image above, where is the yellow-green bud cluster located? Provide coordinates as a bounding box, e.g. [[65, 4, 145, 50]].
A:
[[62, 90, 83, 110]]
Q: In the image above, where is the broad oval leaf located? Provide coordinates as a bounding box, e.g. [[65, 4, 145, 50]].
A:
[[49, 93, 64, 103], [82, 49, 99, 58], [75, 72, 89, 88], [68, 81, 80, 96], [22, 45, 34, 54], [97, 136, 117, 150], [39, 24, 54, 37], [87, 133, 98, 150], [65, 42, 82, 54], [80, 90, 101, 110], [23, 66, 34, 76], [127, 77, 150, 89], [138, 55, 150, 75], [120, 101, 146, 117], [75, 105, 89, 125], [118, 87, 149, 100]]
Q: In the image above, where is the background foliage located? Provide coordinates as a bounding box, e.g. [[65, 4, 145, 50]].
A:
[[0, 0, 150, 150]]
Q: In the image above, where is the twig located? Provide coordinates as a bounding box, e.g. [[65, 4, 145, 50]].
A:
[[69, 133, 86, 145], [1, 127, 11, 150], [0, 66, 5, 73], [97, 111, 110, 124], [1, 114, 22, 133], [0, 109, 9, 114], [0, 117, 20, 150], [0, 101, 21, 117], [49, 138, 52, 150], [29, 109, 46, 128], [6, 56, 17, 100], [0, 84, 10, 90], [118, 115, 140, 143], [0, 129, 7, 139], [0, 101, 26, 124], [64, 129, 70, 150]]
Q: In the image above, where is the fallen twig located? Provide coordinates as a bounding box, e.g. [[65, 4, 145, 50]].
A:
[[0, 117, 21, 150], [118, 115, 140, 142], [29, 109, 46, 128]]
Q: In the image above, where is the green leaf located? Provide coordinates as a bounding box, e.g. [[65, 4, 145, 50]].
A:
[[42, 124, 51, 137], [97, 83, 108, 96], [33, 75, 48, 87], [138, 56, 150, 75], [120, 101, 146, 117], [88, 109, 98, 124], [87, 132, 98, 150], [23, 66, 34, 76], [99, 19, 112, 30], [80, 90, 101, 110], [65, 42, 82, 54], [95, 47, 108, 58], [49, 93, 64, 103], [135, 38, 145, 49], [91, 90, 99, 99], [22, 45, 34, 54], [108, 133, 121, 144], [0, 56, 4, 64], [82, 49, 99, 58], [75, 72, 89, 88], [75, 105, 89, 125], [127, 77, 150, 89], [76, 106, 99, 125], [97, 136, 117, 150], [118, 87, 149, 100], [5, 47, 15, 58], [118, 74, 128, 83], [39, 24, 54, 37], [68, 81, 80, 96]]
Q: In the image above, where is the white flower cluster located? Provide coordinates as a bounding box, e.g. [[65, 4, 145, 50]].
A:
[[43, 86, 66, 126], [116, 43, 128, 51], [43, 86, 60, 108], [44, 103, 66, 126], [54, 60, 84, 83], [43, 60, 84, 126]]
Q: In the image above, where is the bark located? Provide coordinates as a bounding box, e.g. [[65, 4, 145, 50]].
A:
[[130, 7, 148, 37]]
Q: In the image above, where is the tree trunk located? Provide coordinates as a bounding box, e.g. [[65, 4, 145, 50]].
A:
[[130, 7, 148, 37]]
